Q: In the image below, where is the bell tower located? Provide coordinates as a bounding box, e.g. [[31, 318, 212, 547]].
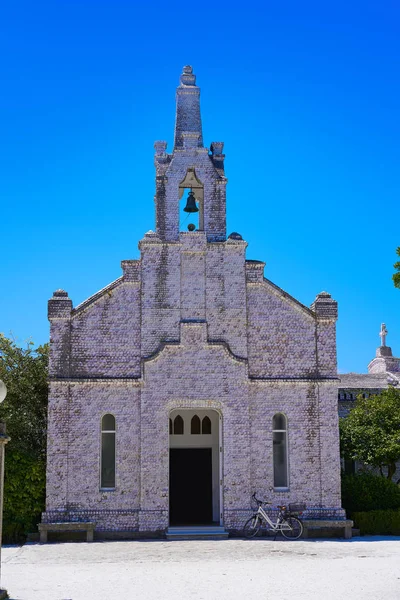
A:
[[154, 66, 227, 242]]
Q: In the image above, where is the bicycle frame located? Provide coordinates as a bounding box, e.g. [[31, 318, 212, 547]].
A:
[[256, 505, 293, 532]]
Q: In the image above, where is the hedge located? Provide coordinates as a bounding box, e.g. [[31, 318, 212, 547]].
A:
[[353, 509, 400, 535], [341, 472, 400, 515]]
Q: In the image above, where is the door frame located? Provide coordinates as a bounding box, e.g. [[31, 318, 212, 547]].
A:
[[168, 408, 223, 526]]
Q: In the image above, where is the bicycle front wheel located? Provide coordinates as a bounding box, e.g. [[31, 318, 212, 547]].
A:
[[281, 517, 303, 540], [243, 515, 262, 538]]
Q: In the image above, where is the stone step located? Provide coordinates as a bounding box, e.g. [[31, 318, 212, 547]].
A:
[[166, 526, 229, 540]]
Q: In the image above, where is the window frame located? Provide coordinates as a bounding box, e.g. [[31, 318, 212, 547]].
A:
[[201, 415, 212, 435], [173, 414, 184, 435], [191, 414, 201, 435], [272, 412, 289, 491], [100, 413, 116, 491]]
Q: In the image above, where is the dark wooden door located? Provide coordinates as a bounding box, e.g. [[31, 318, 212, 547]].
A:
[[169, 448, 213, 525]]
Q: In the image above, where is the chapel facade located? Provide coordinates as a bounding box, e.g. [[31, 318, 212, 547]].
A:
[[43, 66, 345, 535]]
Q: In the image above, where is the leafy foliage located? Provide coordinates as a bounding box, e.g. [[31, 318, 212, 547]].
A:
[[341, 472, 400, 515], [2, 450, 46, 543], [0, 335, 48, 458], [0, 335, 48, 542], [353, 509, 400, 535], [394, 246, 400, 289], [340, 387, 400, 480]]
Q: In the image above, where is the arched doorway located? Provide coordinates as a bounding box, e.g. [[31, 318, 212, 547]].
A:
[[169, 409, 221, 526]]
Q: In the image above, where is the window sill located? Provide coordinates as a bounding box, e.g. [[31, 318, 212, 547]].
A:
[[100, 488, 115, 492], [273, 487, 289, 492]]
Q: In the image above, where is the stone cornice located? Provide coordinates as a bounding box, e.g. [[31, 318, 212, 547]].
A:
[[261, 277, 315, 320], [142, 333, 248, 367], [49, 377, 142, 385], [72, 277, 124, 316], [249, 376, 339, 384]]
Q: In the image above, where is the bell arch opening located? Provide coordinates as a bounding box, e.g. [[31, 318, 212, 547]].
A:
[[169, 408, 221, 526], [179, 168, 204, 232]]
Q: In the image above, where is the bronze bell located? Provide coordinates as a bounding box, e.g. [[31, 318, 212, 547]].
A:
[[183, 190, 199, 213]]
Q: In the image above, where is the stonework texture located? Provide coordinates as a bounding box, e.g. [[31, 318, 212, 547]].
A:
[[43, 66, 344, 535]]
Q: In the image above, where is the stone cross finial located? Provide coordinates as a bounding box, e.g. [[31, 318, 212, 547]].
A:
[[379, 323, 388, 347]]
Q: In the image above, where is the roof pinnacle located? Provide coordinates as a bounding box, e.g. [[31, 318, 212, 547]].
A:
[[180, 65, 196, 86], [174, 65, 203, 149]]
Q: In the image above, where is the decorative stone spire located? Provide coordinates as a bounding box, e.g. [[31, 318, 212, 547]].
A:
[[368, 322, 400, 374], [374, 322, 393, 359], [174, 66, 203, 149], [379, 323, 388, 347]]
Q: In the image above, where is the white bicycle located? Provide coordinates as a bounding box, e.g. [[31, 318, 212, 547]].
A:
[[243, 493, 305, 540]]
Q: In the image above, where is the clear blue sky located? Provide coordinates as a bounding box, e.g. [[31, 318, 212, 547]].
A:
[[1, 1, 399, 373]]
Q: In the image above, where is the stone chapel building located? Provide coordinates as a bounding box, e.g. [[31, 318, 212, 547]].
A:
[[43, 66, 345, 536]]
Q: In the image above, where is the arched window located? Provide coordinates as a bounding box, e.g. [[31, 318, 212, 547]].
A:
[[101, 414, 116, 489], [169, 418, 173, 435], [273, 413, 288, 488], [173, 415, 184, 435], [202, 416, 211, 434], [191, 415, 201, 434]]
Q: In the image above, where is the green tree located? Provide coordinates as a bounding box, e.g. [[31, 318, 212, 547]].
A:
[[0, 334, 48, 541], [394, 247, 400, 289], [340, 387, 400, 481]]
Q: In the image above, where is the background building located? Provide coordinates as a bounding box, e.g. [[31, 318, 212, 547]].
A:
[[339, 324, 400, 418]]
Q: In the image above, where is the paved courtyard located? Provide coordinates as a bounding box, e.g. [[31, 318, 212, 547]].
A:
[[2, 537, 400, 600]]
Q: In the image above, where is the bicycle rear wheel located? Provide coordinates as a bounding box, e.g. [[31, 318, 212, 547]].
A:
[[243, 515, 262, 538], [281, 517, 303, 540]]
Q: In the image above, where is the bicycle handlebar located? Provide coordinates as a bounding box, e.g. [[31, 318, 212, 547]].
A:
[[252, 492, 271, 506]]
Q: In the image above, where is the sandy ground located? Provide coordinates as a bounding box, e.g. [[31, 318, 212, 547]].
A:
[[2, 537, 400, 600]]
